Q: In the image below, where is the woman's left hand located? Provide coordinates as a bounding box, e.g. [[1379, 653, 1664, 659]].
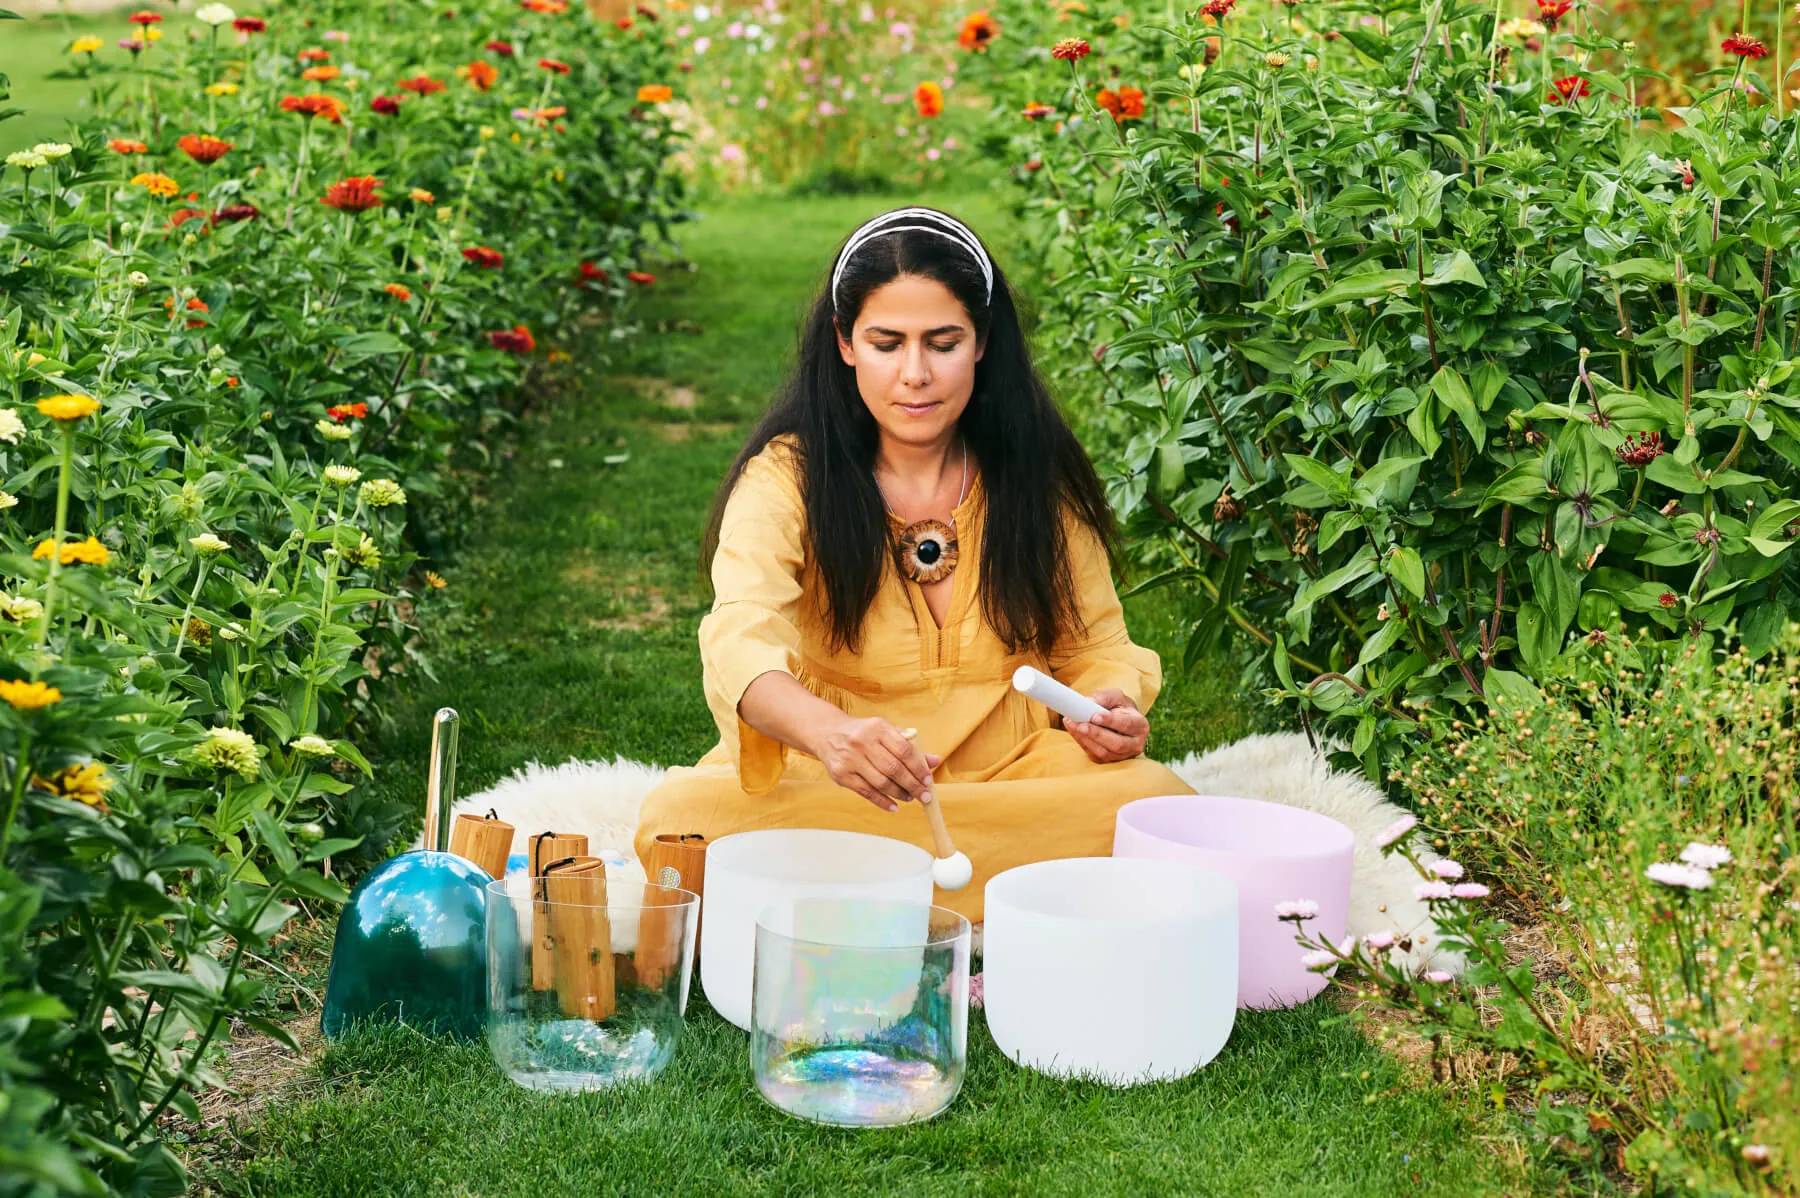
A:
[[1066, 689, 1148, 763]]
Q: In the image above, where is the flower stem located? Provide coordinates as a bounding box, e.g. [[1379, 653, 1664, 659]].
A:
[[0, 727, 34, 859], [171, 558, 213, 659], [33, 426, 76, 653]]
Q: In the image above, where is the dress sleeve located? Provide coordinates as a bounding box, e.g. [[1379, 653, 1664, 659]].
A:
[[698, 441, 806, 795], [1044, 514, 1164, 719]]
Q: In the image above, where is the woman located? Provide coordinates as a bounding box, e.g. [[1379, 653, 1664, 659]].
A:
[[634, 206, 1194, 922]]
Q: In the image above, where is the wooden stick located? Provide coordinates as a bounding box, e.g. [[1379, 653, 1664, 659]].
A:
[[902, 728, 956, 859], [541, 858, 615, 1021], [529, 833, 589, 990], [638, 833, 707, 989]]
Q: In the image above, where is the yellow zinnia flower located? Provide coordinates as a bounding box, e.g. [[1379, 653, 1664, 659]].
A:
[[36, 394, 100, 423], [70, 35, 105, 54], [143, 26, 162, 40], [130, 172, 179, 198], [0, 679, 61, 710], [206, 81, 240, 96], [32, 536, 111, 566], [32, 761, 114, 808]]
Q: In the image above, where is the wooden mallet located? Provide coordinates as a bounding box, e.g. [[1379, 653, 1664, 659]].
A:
[[902, 728, 972, 890]]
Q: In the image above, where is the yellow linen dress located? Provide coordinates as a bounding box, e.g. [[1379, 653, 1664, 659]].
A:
[[634, 434, 1194, 922]]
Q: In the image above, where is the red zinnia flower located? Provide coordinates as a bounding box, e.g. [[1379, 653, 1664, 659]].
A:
[[297, 47, 330, 62], [913, 80, 943, 118], [521, 0, 568, 11], [615, 15, 633, 28], [1657, 591, 1678, 609], [384, 283, 413, 301], [537, 57, 571, 73], [1021, 101, 1054, 120], [627, 270, 654, 285], [1549, 74, 1589, 103], [320, 176, 384, 212], [128, 10, 162, 24], [177, 133, 234, 165], [397, 74, 447, 95], [462, 246, 505, 269], [1201, 0, 1235, 18], [328, 402, 369, 422], [1616, 431, 1664, 467], [233, 16, 267, 33], [486, 325, 536, 352], [1722, 32, 1768, 58], [212, 203, 261, 223], [1535, 0, 1572, 31], [486, 39, 516, 55], [280, 93, 347, 123], [169, 207, 208, 229], [576, 260, 608, 286], [1051, 37, 1090, 60], [370, 94, 403, 115], [109, 137, 150, 154]]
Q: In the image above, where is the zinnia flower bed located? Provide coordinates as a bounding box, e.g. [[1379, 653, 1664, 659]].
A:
[[0, 0, 685, 1190]]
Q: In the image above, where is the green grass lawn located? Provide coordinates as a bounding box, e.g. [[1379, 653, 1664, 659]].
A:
[[0, 8, 133, 157], [188, 189, 1540, 1195]]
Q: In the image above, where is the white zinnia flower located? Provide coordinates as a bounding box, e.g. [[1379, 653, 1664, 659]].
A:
[[0, 409, 23, 445], [323, 464, 361, 487], [290, 734, 336, 756], [0, 492, 17, 511], [32, 143, 73, 161], [1273, 899, 1319, 920], [316, 419, 354, 441], [1678, 842, 1731, 870], [189, 532, 230, 555], [195, 2, 237, 25], [1646, 861, 1715, 890]]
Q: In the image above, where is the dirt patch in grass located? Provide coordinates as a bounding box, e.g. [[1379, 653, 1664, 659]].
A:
[[611, 375, 702, 410], [650, 421, 740, 442], [587, 588, 674, 630]]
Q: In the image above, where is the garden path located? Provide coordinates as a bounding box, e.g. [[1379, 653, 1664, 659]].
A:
[[204, 191, 1540, 1196]]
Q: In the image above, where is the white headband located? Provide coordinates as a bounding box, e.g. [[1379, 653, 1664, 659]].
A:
[[829, 207, 994, 312]]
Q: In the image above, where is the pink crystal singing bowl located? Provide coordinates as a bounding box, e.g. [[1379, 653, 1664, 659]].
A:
[[1113, 795, 1353, 1009]]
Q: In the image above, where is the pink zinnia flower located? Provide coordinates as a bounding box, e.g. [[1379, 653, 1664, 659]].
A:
[[1422, 969, 1454, 984], [1414, 881, 1455, 901], [1364, 931, 1397, 950], [1299, 949, 1338, 971], [1451, 883, 1490, 899], [1274, 899, 1319, 920], [1646, 862, 1714, 890], [1679, 842, 1731, 869], [968, 971, 984, 1009], [1374, 814, 1417, 849], [1429, 860, 1465, 879]]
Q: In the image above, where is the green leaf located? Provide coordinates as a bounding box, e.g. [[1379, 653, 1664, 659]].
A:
[[1296, 269, 1416, 311], [1480, 461, 1549, 511], [1740, 601, 1787, 657], [1424, 250, 1486, 289], [1516, 601, 1562, 670], [1386, 546, 1426, 600], [252, 809, 298, 876], [1283, 453, 1350, 495], [1483, 668, 1541, 711], [335, 332, 407, 356], [1405, 396, 1443, 458], [1646, 454, 1705, 494], [1429, 367, 1485, 451]]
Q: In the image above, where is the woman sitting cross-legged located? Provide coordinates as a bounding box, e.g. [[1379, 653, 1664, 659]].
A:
[[634, 206, 1196, 922]]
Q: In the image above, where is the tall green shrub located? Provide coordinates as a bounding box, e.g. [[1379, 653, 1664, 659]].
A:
[[959, 0, 1800, 775]]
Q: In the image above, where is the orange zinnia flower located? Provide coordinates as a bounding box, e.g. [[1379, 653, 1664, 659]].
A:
[[538, 56, 571, 74], [302, 64, 341, 82], [465, 59, 499, 90], [1096, 85, 1144, 121], [627, 270, 654, 285], [384, 283, 413, 301], [957, 10, 1000, 51], [131, 172, 180, 197], [177, 133, 233, 165], [127, 9, 161, 23], [297, 47, 330, 62], [521, 0, 568, 11], [320, 176, 384, 212], [913, 80, 943, 117], [397, 74, 447, 95], [328, 402, 369, 421], [1050, 37, 1090, 60], [462, 245, 504, 269], [1021, 101, 1054, 120], [281, 93, 346, 123], [109, 137, 150, 154], [166, 294, 210, 327], [636, 83, 672, 103]]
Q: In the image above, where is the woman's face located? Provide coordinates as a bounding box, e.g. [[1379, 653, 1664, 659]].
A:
[[837, 273, 984, 448]]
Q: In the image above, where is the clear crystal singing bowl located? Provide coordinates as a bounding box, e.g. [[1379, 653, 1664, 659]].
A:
[[751, 898, 970, 1127], [485, 874, 700, 1092]]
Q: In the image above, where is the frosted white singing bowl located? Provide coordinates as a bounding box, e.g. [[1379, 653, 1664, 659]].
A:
[[1114, 795, 1353, 1009], [983, 857, 1238, 1085], [702, 830, 934, 1030]]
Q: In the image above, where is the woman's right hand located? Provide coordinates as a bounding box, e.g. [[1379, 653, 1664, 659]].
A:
[[815, 716, 942, 813]]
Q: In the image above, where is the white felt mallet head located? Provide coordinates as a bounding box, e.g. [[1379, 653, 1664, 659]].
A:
[[902, 728, 972, 891]]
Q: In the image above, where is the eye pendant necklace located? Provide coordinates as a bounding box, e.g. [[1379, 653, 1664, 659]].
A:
[[875, 439, 967, 586]]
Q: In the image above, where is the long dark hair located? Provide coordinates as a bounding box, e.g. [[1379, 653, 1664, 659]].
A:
[[701, 207, 1116, 659]]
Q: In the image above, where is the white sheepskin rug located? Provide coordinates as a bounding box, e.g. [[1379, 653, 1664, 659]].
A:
[[419, 733, 1461, 976]]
